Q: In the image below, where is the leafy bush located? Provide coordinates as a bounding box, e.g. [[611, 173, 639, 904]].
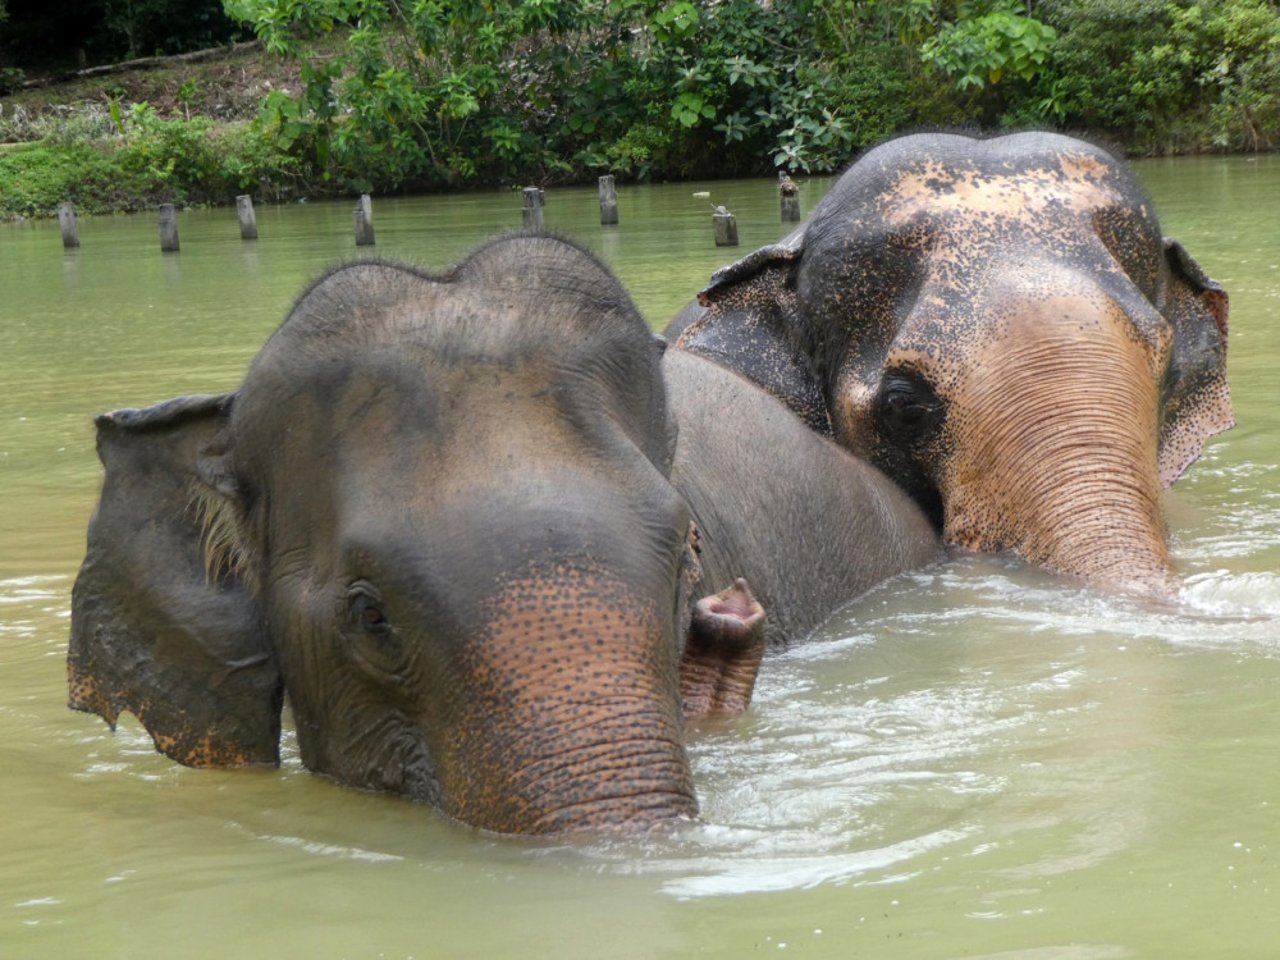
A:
[[222, 0, 924, 185], [116, 103, 224, 202], [921, 2, 1057, 91], [0, 105, 315, 218], [1036, 0, 1280, 152], [213, 121, 309, 201], [0, 142, 154, 217]]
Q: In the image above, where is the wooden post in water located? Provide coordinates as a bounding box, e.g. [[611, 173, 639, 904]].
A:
[[57, 202, 80, 248], [236, 194, 258, 240], [712, 205, 738, 247], [158, 204, 180, 253], [779, 173, 801, 223], [598, 176, 618, 225], [522, 187, 544, 230], [354, 194, 375, 246]]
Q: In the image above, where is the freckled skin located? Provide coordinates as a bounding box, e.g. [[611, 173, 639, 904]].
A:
[[671, 132, 1233, 594], [68, 235, 937, 834]]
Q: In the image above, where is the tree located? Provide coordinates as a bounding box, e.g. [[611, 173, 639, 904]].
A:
[[919, 0, 1057, 125]]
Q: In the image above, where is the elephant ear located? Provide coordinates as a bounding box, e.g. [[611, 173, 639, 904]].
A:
[[666, 233, 831, 435], [68, 394, 282, 767], [1157, 239, 1235, 488]]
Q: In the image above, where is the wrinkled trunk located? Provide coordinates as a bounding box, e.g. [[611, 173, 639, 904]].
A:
[[510, 710, 698, 834], [433, 575, 697, 835], [941, 303, 1176, 596], [443, 696, 697, 835]]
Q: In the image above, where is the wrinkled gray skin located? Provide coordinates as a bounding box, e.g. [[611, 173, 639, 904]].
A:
[[669, 132, 1232, 595], [69, 236, 937, 835]]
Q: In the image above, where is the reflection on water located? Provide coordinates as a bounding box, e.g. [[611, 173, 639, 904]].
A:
[[1, 158, 1279, 958]]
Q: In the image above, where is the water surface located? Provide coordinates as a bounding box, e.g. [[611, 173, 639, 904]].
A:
[[2, 160, 1277, 959]]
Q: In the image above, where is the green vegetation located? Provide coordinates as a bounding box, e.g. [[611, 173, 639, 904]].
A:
[[0, 100, 304, 217], [2, 0, 1279, 219]]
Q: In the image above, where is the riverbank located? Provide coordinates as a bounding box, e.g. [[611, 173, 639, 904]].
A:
[[4, 0, 1278, 224], [0, 41, 328, 220]]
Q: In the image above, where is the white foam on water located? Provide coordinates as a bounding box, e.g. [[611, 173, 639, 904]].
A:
[[1179, 569, 1280, 619]]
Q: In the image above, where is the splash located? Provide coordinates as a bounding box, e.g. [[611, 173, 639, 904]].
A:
[[1179, 569, 1280, 619]]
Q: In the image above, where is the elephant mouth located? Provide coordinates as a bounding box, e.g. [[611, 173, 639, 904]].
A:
[[700, 577, 765, 626]]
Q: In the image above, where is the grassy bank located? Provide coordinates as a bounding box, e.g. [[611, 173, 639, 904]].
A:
[[0, 41, 320, 220], [0, 110, 309, 219], [3, 0, 1278, 222]]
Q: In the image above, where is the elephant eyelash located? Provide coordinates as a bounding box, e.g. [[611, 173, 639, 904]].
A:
[[188, 480, 255, 589]]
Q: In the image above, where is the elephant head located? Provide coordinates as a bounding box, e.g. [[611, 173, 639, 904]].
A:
[[672, 132, 1232, 594], [70, 237, 724, 834]]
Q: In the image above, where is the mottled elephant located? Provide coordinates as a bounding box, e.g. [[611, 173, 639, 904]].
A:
[[68, 236, 937, 835], [670, 132, 1232, 595]]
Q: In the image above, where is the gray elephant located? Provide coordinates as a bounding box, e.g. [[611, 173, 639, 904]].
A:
[[68, 236, 937, 835], [669, 132, 1232, 595]]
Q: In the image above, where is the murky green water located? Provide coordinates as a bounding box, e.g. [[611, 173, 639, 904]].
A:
[[2, 160, 1277, 959]]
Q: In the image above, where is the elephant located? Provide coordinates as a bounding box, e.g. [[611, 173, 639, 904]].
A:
[[68, 235, 938, 835], [668, 132, 1232, 596]]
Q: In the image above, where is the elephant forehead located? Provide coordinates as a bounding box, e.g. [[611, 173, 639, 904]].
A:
[[879, 154, 1128, 230], [888, 261, 1174, 376]]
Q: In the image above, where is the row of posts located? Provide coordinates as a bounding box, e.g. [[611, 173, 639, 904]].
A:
[[54, 175, 802, 252]]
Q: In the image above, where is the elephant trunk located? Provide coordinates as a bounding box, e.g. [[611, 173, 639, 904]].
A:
[[513, 708, 698, 834], [437, 572, 697, 835], [941, 316, 1176, 595], [447, 694, 697, 836]]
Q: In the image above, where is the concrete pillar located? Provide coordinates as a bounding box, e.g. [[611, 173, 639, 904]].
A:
[[236, 194, 258, 240], [598, 175, 618, 225], [712, 205, 738, 247], [158, 204, 179, 253], [354, 194, 375, 246], [58, 202, 79, 248], [779, 173, 801, 223], [522, 187, 545, 230]]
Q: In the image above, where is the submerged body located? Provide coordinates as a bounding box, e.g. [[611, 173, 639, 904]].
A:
[[68, 235, 936, 835]]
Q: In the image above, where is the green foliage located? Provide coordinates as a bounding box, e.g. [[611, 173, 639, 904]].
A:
[[115, 103, 224, 201], [213, 121, 309, 199], [0, 100, 311, 218], [220, 0, 921, 185], [4, 0, 1279, 221], [0, 143, 156, 218], [921, 2, 1057, 91], [1036, 0, 1280, 151]]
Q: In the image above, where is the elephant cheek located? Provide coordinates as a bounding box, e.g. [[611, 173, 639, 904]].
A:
[[432, 571, 697, 835], [832, 376, 882, 456]]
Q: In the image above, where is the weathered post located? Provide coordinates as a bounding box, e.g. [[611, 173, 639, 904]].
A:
[[779, 173, 801, 223], [354, 194, 375, 246], [158, 204, 180, 253], [598, 175, 618, 225], [236, 194, 258, 240], [522, 187, 544, 230], [57, 202, 80, 248], [712, 205, 738, 247]]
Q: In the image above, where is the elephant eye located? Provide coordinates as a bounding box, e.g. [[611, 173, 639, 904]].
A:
[[348, 587, 392, 636], [876, 371, 945, 446], [343, 584, 412, 684]]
